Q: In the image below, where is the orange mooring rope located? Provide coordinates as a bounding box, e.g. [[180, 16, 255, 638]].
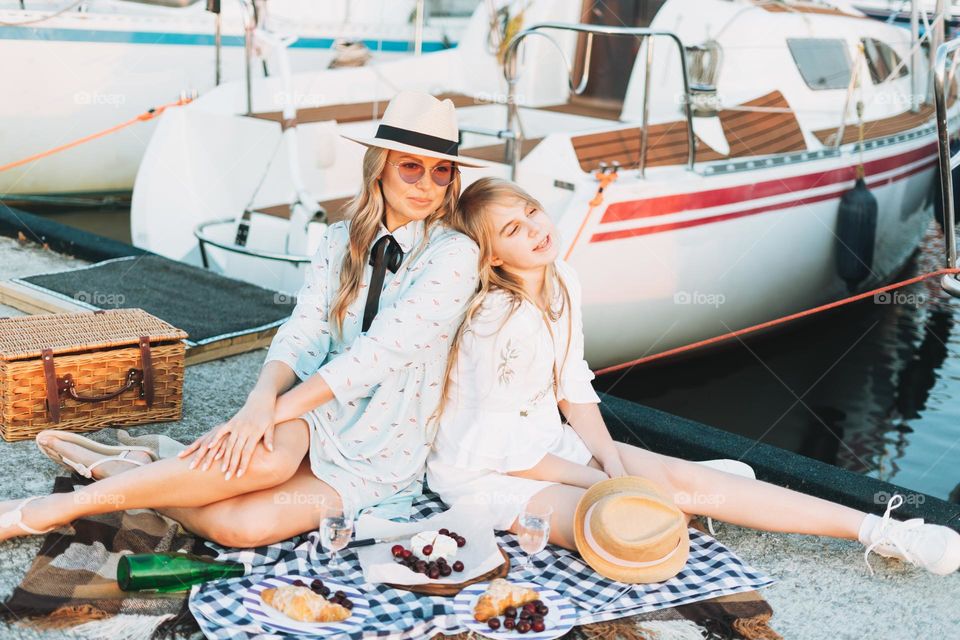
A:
[[594, 266, 960, 376], [564, 166, 619, 261], [0, 97, 193, 174]]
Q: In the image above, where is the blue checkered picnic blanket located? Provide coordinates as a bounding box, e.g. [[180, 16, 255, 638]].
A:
[[189, 491, 773, 639]]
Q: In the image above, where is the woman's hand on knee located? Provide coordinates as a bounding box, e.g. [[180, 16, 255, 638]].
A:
[[179, 389, 278, 480]]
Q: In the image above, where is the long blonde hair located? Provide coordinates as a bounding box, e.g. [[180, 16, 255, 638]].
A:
[[330, 146, 462, 336], [430, 177, 573, 432]]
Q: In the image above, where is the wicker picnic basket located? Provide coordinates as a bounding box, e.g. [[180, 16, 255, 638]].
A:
[[0, 309, 188, 441]]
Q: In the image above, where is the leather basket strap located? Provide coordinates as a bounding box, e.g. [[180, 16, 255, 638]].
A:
[[41, 348, 61, 424], [139, 336, 155, 408]]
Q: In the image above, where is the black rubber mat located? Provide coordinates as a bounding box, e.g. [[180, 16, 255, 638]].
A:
[[17, 255, 290, 345]]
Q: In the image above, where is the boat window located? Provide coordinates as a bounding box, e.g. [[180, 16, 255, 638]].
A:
[[787, 38, 852, 90], [862, 38, 909, 84]]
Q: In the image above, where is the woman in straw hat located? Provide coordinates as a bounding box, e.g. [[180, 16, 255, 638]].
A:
[[427, 177, 960, 581], [1, 92, 485, 547]]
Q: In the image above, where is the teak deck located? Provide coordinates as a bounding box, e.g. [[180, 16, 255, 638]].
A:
[[570, 90, 807, 172]]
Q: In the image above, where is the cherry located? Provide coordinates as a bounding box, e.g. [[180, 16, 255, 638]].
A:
[[452, 560, 464, 572], [439, 528, 450, 536], [487, 618, 501, 630], [532, 620, 546, 632], [503, 617, 516, 630], [319, 586, 331, 597], [503, 606, 517, 618], [401, 549, 413, 559], [422, 544, 434, 556], [447, 530, 458, 538], [455, 537, 466, 548], [428, 566, 441, 579], [537, 604, 549, 616], [292, 580, 305, 587], [439, 564, 452, 577], [516, 621, 531, 634], [391, 544, 404, 557], [310, 579, 324, 591], [522, 603, 537, 615], [342, 600, 354, 610]]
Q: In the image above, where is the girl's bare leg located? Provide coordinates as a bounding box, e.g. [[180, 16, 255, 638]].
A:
[[156, 456, 342, 548], [506, 484, 586, 551], [612, 442, 865, 539], [0, 419, 311, 540]]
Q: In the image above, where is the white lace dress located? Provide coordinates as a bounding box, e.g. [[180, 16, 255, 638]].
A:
[[426, 260, 601, 529]]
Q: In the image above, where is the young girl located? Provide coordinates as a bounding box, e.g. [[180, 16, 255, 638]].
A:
[[426, 177, 960, 577], [0, 92, 482, 547]]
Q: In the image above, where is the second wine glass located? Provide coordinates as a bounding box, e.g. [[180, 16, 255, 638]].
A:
[[318, 496, 354, 577], [516, 501, 553, 580]]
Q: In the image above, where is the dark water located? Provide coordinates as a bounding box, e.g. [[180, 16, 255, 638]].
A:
[[32, 207, 960, 502], [595, 224, 960, 503]]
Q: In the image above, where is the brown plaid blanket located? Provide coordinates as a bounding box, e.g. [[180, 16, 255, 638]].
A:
[[0, 476, 206, 639]]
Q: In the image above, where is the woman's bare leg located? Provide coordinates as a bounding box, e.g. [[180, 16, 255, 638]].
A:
[[0, 419, 311, 541], [157, 456, 342, 548], [612, 442, 865, 539]]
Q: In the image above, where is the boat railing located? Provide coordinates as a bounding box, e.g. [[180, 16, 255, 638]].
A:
[[499, 22, 695, 180], [194, 218, 313, 268], [933, 35, 960, 296]]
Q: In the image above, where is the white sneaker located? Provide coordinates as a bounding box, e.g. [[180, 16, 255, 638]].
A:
[[859, 495, 960, 576], [693, 459, 756, 536]]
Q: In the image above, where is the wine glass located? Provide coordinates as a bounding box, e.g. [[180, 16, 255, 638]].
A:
[[318, 496, 354, 577], [516, 502, 553, 580]]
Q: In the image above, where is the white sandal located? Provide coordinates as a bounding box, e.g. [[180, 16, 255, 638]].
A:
[[35, 430, 158, 479], [0, 497, 56, 535]]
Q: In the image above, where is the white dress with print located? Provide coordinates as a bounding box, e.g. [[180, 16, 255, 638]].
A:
[[426, 260, 600, 529], [264, 218, 479, 517]]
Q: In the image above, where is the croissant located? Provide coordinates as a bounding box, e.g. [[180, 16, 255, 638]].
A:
[[261, 585, 350, 623], [473, 578, 540, 622]]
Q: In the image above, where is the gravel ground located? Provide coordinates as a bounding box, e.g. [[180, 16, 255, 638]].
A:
[[0, 236, 957, 639]]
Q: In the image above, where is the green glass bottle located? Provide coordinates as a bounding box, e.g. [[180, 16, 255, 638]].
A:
[[117, 552, 246, 593]]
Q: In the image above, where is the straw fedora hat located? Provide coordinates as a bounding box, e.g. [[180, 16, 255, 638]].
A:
[[574, 477, 690, 584], [343, 91, 488, 168]]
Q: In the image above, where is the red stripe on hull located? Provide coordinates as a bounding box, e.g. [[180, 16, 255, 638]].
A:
[[589, 159, 937, 244], [599, 143, 937, 224]]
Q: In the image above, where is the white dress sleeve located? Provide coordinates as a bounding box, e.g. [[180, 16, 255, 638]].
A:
[[555, 260, 601, 404], [439, 291, 558, 473], [263, 233, 333, 381], [316, 233, 480, 404]]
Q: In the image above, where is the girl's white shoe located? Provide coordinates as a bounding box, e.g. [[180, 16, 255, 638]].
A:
[[0, 497, 55, 537], [858, 495, 960, 576]]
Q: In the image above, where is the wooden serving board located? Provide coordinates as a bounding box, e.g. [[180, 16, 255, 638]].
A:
[[386, 547, 510, 597]]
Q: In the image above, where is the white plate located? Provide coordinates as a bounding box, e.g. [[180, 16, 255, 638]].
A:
[[453, 580, 577, 640], [243, 574, 369, 636]]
